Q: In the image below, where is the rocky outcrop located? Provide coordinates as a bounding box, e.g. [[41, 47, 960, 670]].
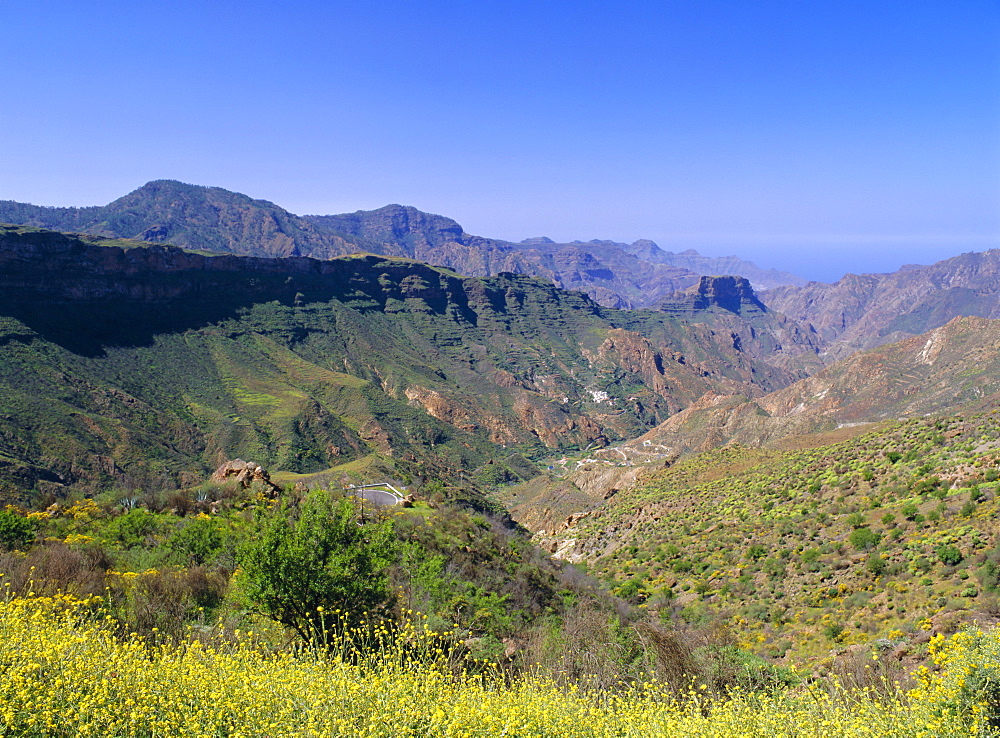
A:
[[660, 276, 767, 315], [210, 459, 280, 493]]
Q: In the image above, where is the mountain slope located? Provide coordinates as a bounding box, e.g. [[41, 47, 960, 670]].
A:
[[613, 315, 1000, 457], [0, 180, 357, 258], [0, 224, 809, 499], [764, 251, 1000, 359], [541, 413, 1000, 661]]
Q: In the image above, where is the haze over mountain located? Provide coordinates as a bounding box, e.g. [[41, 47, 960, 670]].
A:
[[0, 180, 805, 309]]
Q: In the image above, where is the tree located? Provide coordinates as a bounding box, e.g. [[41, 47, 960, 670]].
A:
[[238, 491, 396, 643], [936, 544, 963, 567]]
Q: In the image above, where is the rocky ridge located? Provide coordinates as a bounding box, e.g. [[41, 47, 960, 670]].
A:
[[764, 250, 1000, 360]]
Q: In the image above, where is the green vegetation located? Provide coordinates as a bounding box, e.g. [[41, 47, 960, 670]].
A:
[[0, 224, 803, 499], [564, 413, 1000, 661], [238, 492, 396, 641]]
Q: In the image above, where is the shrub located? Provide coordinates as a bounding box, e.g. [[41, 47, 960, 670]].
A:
[[866, 556, 887, 577], [104, 509, 160, 549], [937, 544, 963, 567], [167, 516, 227, 565], [0, 510, 37, 551], [848, 527, 881, 551]]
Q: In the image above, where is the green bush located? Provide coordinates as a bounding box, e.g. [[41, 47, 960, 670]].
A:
[[936, 544, 963, 567], [104, 509, 160, 549], [0, 510, 37, 551], [866, 556, 887, 577], [845, 512, 866, 529], [848, 527, 881, 551], [167, 516, 227, 565]]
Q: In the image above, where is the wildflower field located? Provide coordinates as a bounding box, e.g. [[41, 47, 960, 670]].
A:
[[0, 595, 994, 738]]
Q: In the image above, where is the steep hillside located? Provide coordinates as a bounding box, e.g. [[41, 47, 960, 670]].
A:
[[0, 224, 807, 500], [616, 315, 1000, 456], [765, 250, 1000, 359], [526, 413, 1000, 662]]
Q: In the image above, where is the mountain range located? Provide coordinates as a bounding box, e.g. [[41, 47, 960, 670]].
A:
[[0, 180, 803, 308], [0, 181, 998, 499], [0, 223, 815, 499]]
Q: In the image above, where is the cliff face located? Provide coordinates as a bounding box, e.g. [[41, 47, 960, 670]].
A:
[[660, 275, 767, 315]]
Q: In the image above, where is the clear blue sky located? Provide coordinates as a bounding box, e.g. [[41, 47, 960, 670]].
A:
[[2, 0, 998, 282]]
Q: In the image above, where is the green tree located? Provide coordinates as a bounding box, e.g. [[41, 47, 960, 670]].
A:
[[936, 544, 963, 567], [238, 491, 396, 643]]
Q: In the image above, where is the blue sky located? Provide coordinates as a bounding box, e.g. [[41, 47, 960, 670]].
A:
[[2, 0, 998, 282]]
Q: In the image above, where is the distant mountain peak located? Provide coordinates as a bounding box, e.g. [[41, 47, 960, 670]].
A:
[[520, 236, 555, 245]]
